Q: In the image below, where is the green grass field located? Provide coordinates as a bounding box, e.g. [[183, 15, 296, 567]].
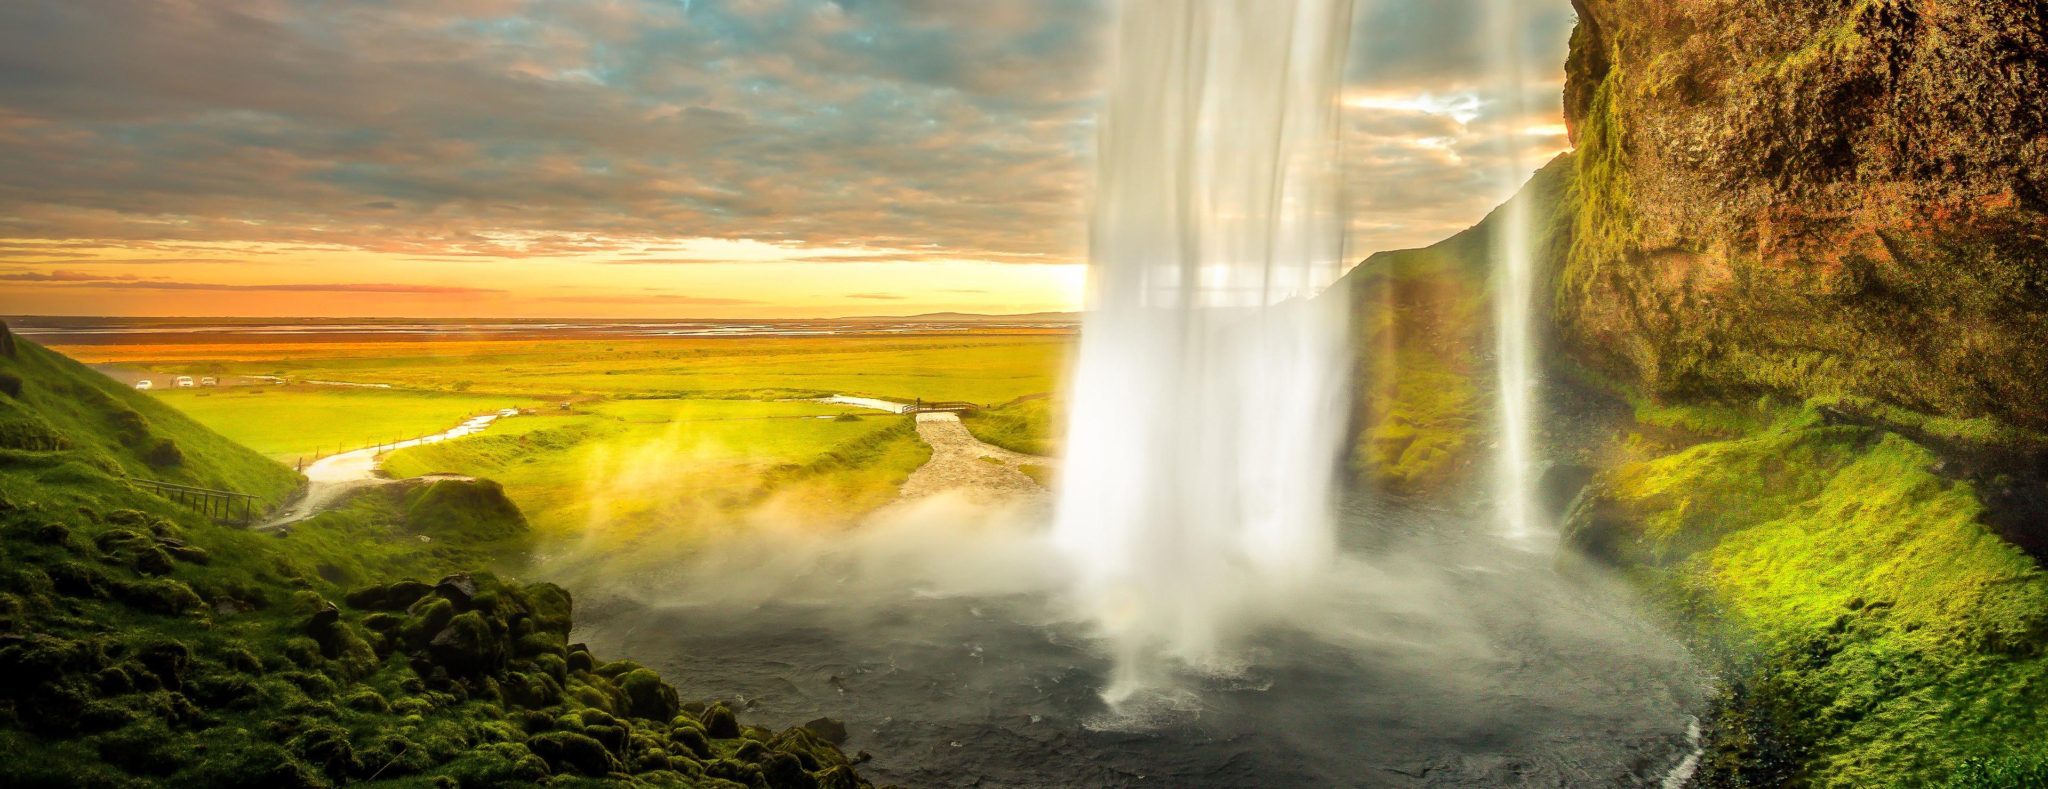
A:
[[382, 399, 926, 573], [961, 396, 1061, 456], [68, 334, 1069, 403], [148, 386, 548, 462], [67, 334, 1061, 566]]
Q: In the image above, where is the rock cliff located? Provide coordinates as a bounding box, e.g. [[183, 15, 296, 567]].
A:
[[1558, 0, 2048, 434]]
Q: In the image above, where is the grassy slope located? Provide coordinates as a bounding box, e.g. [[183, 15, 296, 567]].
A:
[[0, 336, 874, 787], [0, 340, 300, 506], [62, 335, 1070, 404], [1568, 397, 2048, 787], [150, 387, 547, 462]]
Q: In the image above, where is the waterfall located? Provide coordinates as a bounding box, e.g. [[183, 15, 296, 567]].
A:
[[1054, 0, 1355, 703], [1488, 0, 1539, 540]]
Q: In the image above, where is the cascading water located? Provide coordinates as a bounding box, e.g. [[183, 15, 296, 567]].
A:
[[1488, 0, 1539, 540], [1054, 0, 1356, 703]]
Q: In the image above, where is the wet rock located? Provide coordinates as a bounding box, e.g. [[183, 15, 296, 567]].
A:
[[702, 703, 741, 739], [706, 758, 763, 786], [565, 643, 598, 673], [668, 725, 713, 759], [433, 573, 478, 606], [403, 596, 456, 649], [525, 731, 618, 776], [760, 752, 816, 789], [801, 717, 849, 746], [815, 765, 864, 789], [1560, 483, 1634, 565], [427, 611, 503, 676], [343, 580, 432, 611], [1538, 463, 1596, 522], [594, 658, 647, 679], [521, 582, 573, 639], [619, 668, 680, 721]]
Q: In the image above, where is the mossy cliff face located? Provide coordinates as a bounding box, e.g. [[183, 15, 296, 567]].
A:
[[1558, 0, 2048, 433], [1340, 158, 1574, 492]]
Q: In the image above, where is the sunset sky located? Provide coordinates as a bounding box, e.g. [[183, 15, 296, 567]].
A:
[[0, 0, 1575, 318]]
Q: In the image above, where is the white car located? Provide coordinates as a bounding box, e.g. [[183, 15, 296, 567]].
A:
[[134, 380, 153, 391], [200, 376, 218, 387], [175, 376, 195, 388]]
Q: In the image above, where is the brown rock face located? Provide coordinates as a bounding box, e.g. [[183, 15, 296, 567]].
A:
[[1557, 0, 2048, 431]]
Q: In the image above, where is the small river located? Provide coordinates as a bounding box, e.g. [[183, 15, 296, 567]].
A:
[[567, 493, 1704, 787]]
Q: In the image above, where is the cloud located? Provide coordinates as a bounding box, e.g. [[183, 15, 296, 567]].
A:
[[844, 293, 905, 301], [0, 0, 1579, 300], [0, 269, 145, 283], [538, 293, 762, 305], [0, 269, 501, 295]]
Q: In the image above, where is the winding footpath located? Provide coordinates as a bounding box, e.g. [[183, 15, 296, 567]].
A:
[[263, 408, 518, 528], [819, 396, 1052, 505], [898, 413, 1046, 504]]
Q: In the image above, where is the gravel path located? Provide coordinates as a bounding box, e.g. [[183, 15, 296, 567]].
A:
[[897, 413, 1049, 504], [262, 409, 517, 528]]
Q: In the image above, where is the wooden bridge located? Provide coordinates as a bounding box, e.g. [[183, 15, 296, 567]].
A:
[[129, 478, 262, 526], [905, 400, 982, 414]]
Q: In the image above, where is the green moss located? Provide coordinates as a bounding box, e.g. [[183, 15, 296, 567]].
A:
[[1575, 405, 2048, 786], [1561, 69, 1636, 308], [1811, 395, 2047, 448], [401, 478, 528, 543], [1357, 350, 1480, 488]]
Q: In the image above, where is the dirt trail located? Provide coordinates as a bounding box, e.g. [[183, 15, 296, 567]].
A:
[[262, 409, 517, 528], [897, 413, 1049, 504]]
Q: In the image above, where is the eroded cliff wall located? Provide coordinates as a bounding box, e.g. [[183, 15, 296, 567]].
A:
[[1559, 0, 2048, 432]]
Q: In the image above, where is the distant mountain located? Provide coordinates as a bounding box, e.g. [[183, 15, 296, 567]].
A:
[[836, 311, 1079, 323]]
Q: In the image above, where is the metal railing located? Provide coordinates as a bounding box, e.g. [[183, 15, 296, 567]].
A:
[[129, 478, 262, 525]]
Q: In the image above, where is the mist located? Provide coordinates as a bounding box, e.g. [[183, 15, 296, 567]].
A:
[[553, 487, 1704, 786]]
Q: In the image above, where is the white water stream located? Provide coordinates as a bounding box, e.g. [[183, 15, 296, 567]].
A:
[[1055, 0, 1356, 703], [1489, 0, 1540, 540]]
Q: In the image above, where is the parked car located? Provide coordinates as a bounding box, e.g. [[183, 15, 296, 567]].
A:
[[199, 376, 218, 387], [175, 376, 194, 388], [134, 380, 152, 391]]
